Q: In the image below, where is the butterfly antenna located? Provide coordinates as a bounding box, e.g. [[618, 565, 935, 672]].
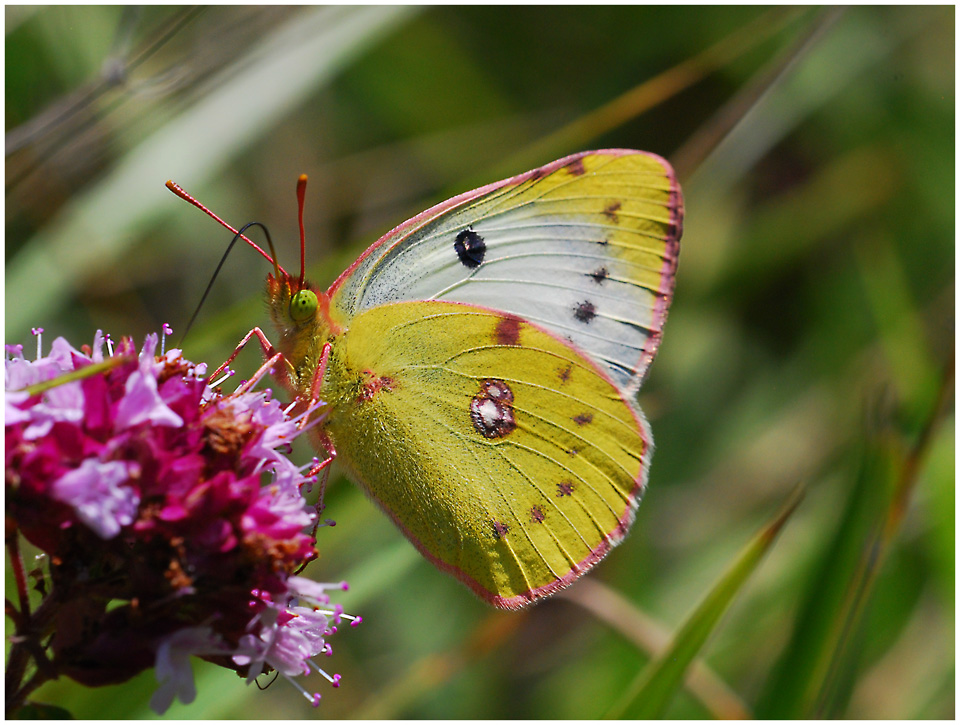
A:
[[165, 180, 287, 278], [179, 221, 276, 346], [296, 174, 308, 289]]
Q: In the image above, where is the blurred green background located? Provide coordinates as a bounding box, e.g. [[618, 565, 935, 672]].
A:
[[5, 6, 954, 719]]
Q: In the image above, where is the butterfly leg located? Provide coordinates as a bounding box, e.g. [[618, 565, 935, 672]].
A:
[[300, 340, 336, 506], [209, 327, 291, 381], [295, 430, 337, 575], [293, 341, 332, 432], [307, 434, 337, 480], [307, 443, 336, 512], [234, 352, 286, 395]]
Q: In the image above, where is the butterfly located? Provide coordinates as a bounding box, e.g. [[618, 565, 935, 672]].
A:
[[172, 149, 682, 609]]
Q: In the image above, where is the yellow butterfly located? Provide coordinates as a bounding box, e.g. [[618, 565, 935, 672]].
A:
[[173, 149, 682, 609]]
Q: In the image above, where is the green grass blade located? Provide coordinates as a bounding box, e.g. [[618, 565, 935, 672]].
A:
[[756, 267, 953, 718], [606, 485, 804, 719], [562, 579, 751, 719], [814, 358, 954, 717], [754, 409, 899, 717]]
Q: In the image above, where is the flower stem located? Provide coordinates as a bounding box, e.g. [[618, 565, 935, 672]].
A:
[[6, 662, 54, 717], [5, 520, 31, 618], [4, 540, 62, 717]]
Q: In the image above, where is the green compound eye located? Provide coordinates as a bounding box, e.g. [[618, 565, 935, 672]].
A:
[[289, 289, 318, 322]]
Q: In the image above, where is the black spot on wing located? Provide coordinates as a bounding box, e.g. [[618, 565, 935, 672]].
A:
[[573, 300, 597, 323], [589, 267, 609, 284], [454, 229, 485, 268]]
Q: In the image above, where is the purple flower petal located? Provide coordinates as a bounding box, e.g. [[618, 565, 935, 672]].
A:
[[243, 482, 314, 540], [5, 347, 68, 392], [47, 336, 86, 369], [50, 459, 140, 539], [138, 333, 160, 373], [5, 390, 31, 426], [22, 380, 86, 441], [91, 330, 106, 362], [150, 627, 225, 714], [115, 370, 183, 430], [233, 603, 329, 679], [287, 576, 343, 604]]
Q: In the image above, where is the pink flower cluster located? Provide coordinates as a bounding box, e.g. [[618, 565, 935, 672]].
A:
[[5, 330, 357, 713]]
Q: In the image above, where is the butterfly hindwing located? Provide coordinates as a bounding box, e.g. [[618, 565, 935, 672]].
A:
[[322, 300, 651, 609], [327, 150, 683, 395]]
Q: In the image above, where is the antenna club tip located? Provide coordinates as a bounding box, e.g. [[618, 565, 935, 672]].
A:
[[165, 180, 177, 190], [298, 174, 308, 184]]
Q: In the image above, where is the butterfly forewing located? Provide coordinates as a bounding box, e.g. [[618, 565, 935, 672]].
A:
[[322, 300, 650, 609], [328, 150, 683, 395]]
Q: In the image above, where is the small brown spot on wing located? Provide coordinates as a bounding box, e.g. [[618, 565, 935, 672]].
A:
[[528, 166, 547, 181], [494, 315, 522, 346], [556, 481, 575, 497], [573, 413, 593, 426], [603, 201, 622, 223], [492, 520, 509, 539], [530, 505, 545, 523], [565, 157, 586, 176], [667, 187, 684, 241], [558, 364, 572, 384]]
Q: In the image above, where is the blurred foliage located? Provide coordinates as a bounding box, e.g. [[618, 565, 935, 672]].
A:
[[5, 5, 954, 719]]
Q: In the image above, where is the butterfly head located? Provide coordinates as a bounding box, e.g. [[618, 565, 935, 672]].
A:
[[264, 175, 340, 397], [266, 269, 334, 337], [165, 175, 338, 397]]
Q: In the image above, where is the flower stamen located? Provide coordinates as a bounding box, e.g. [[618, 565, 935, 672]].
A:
[[285, 674, 322, 707], [160, 323, 173, 355], [209, 369, 236, 389], [307, 659, 341, 688], [31, 327, 43, 359]]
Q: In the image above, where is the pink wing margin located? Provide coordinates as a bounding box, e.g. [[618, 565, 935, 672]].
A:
[[631, 152, 683, 393], [327, 150, 683, 393]]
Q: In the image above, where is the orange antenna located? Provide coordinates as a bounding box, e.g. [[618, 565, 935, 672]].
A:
[[296, 174, 308, 288], [166, 180, 288, 277]]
